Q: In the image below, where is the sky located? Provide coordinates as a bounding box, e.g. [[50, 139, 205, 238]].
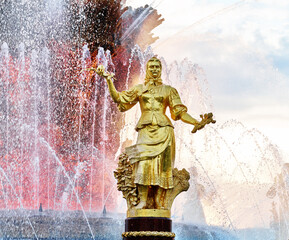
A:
[[125, 0, 289, 159]]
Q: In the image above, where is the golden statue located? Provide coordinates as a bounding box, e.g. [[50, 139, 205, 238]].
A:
[[95, 57, 215, 218]]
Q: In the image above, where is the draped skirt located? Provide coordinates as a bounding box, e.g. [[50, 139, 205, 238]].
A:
[[125, 125, 175, 189]]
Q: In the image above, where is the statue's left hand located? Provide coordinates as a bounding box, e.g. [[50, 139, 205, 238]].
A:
[[191, 112, 216, 133], [80, 65, 115, 81], [96, 65, 115, 80], [96, 65, 105, 76]]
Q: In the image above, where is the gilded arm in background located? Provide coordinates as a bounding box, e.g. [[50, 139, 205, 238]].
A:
[[181, 112, 216, 133], [96, 65, 120, 103]]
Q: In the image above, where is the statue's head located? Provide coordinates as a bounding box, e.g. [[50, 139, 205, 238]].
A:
[[145, 57, 162, 83]]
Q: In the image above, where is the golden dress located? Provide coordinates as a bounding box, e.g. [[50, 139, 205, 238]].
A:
[[117, 81, 187, 189]]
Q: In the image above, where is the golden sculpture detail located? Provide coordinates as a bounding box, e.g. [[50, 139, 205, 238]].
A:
[[94, 57, 215, 217], [114, 153, 140, 209]]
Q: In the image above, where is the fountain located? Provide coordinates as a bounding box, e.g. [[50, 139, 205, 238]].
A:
[[0, 0, 287, 239]]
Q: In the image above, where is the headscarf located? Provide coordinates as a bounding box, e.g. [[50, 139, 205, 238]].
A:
[[144, 57, 162, 86]]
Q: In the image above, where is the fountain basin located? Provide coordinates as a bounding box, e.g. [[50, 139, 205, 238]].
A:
[[0, 210, 240, 239]]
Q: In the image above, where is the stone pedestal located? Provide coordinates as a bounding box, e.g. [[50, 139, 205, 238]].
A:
[[123, 217, 174, 240]]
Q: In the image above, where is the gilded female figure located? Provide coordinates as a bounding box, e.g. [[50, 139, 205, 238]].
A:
[[96, 57, 212, 209]]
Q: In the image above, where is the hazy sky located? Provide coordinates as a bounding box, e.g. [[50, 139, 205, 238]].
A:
[[125, 0, 289, 159]]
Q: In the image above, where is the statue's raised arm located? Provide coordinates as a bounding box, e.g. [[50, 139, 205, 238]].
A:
[[94, 65, 120, 103], [82, 65, 120, 103]]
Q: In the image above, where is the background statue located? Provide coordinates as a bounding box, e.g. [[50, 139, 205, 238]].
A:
[[95, 57, 215, 215]]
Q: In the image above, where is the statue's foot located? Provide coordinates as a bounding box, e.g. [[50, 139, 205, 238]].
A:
[[135, 201, 146, 209], [156, 206, 165, 210]]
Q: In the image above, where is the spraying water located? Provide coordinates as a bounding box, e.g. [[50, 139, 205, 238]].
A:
[[0, 0, 287, 239]]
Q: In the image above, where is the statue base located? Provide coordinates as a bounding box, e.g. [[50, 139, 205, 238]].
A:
[[115, 153, 190, 240], [123, 217, 174, 240], [127, 209, 171, 218]]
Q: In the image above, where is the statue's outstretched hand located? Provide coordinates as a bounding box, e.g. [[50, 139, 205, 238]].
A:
[[96, 65, 115, 80], [80, 65, 115, 80], [96, 65, 105, 76], [191, 112, 216, 133]]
